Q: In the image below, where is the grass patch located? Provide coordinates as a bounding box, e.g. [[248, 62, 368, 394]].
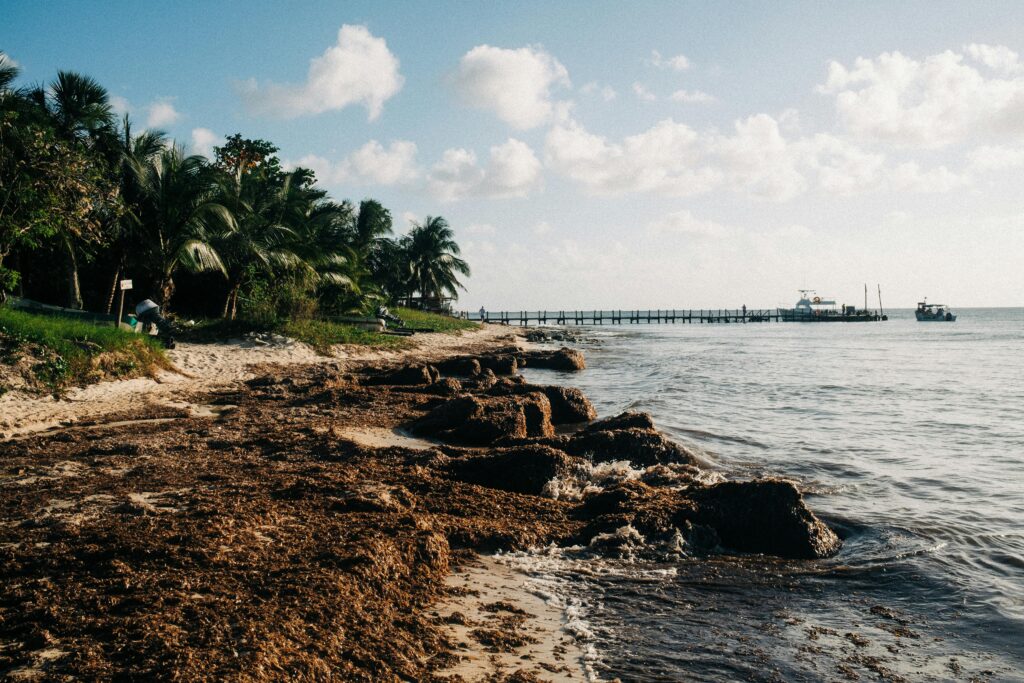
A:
[[279, 319, 411, 354], [0, 308, 169, 395], [395, 308, 480, 334], [179, 317, 411, 355]]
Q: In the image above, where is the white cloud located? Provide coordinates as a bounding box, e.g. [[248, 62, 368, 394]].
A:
[[819, 48, 1024, 147], [533, 221, 552, 235], [967, 144, 1024, 172], [109, 95, 130, 116], [465, 223, 497, 235], [401, 211, 418, 227], [241, 25, 403, 120], [669, 89, 716, 104], [145, 99, 181, 128], [428, 138, 543, 201], [964, 43, 1022, 73], [648, 50, 690, 71], [453, 44, 570, 129], [289, 139, 419, 186], [648, 210, 730, 238], [887, 161, 969, 192], [580, 81, 617, 101], [632, 82, 657, 102], [340, 139, 419, 185], [546, 114, 965, 201], [190, 128, 218, 157]]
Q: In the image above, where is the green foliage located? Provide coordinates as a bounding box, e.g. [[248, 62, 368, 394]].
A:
[[395, 307, 479, 333], [0, 308, 169, 393], [279, 319, 410, 354], [0, 56, 474, 327]]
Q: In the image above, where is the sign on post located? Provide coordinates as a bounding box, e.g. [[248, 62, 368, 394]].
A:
[[116, 280, 133, 329]]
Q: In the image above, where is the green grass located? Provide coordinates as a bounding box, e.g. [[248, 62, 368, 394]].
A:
[[0, 308, 169, 394], [395, 308, 480, 333], [279, 319, 411, 354], [180, 317, 411, 355]]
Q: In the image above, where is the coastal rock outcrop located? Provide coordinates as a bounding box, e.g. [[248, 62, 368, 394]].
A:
[[435, 357, 481, 377], [409, 393, 555, 445], [363, 363, 440, 386], [486, 381, 597, 424], [445, 445, 584, 496], [689, 479, 841, 559], [518, 347, 586, 372]]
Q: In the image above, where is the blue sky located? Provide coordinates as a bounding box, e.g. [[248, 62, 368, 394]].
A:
[[4, 1, 1024, 308]]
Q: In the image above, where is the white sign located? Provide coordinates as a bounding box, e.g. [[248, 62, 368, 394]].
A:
[[120, 279, 133, 290]]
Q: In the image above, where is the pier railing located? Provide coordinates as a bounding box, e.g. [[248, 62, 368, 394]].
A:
[[460, 309, 784, 325]]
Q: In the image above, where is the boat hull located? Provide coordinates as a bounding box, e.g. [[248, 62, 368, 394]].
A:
[[915, 312, 956, 322]]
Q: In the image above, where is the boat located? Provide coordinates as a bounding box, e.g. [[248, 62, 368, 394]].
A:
[[915, 300, 956, 322], [778, 290, 882, 322]]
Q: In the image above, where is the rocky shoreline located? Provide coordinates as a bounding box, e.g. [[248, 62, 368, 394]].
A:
[[0, 333, 839, 681]]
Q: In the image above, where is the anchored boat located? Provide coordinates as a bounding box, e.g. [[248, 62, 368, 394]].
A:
[[915, 300, 956, 322], [778, 290, 882, 322]]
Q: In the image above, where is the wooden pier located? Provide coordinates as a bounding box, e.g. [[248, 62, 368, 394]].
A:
[[462, 309, 785, 325]]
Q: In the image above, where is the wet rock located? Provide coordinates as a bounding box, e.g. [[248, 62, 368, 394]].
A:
[[486, 382, 596, 424], [447, 446, 583, 495], [519, 347, 586, 372], [585, 411, 655, 432], [435, 357, 481, 377], [462, 368, 498, 393], [477, 354, 518, 376], [364, 364, 440, 386], [689, 479, 841, 559], [562, 428, 697, 467], [410, 393, 554, 445], [542, 386, 596, 423]]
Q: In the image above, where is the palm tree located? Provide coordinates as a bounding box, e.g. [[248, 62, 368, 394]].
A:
[[29, 71, 118, 309], [215, 167, 311, 319], [96, 116, 168, 313], [405, 216, 470, 310], [130, 145, 232, 308]]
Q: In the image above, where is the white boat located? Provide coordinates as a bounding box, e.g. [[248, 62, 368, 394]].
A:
[[915, 300, 956, 322]]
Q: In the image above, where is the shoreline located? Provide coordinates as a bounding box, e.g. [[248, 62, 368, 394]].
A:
[[0, 324, 839, 681]]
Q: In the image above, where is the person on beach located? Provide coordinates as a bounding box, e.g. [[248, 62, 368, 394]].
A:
[[375, 304, 402, 328], [479, 306, 486, 321], [134, 298, 176, 349]]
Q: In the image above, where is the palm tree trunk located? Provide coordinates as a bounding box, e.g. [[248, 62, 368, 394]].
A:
[[105, 264, 121, 315], [159, 274, 175, 310], [64, 238, 83, 310], [229, 287, 240, 321]]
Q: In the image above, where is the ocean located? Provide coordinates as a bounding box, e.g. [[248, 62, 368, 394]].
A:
[[515, 307, 1024, 681]]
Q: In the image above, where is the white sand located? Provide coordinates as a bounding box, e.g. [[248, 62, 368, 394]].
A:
[[433, 555, 589, 682], [0, 324, 516, 440]]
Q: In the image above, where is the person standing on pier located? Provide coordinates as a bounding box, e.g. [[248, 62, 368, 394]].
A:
[[479, 306, 486, 321]]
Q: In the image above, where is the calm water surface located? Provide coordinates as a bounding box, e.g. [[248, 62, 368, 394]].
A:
[[517, 308, 1024, 681]]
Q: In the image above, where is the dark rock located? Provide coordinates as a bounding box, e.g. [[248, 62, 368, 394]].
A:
[[477, 354, 518, 376], [563, 428, 697, 467], [523, 330, 548, 343], [520, 347, 586, 372], [542, 386, 596, 423], [447, 446, 583, 495], [363, 364, 439, 386], [435, 357, 481, 377], [689, 479, 841, 559], [486, 382, 595, 425], [462, 368, 498, 393], [584, 411, 655, 432], [426, 378, 463, 396], [409, 393, 555, 445]]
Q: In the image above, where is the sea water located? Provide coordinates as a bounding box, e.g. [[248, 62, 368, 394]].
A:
[[516, 307, 1024, 681]]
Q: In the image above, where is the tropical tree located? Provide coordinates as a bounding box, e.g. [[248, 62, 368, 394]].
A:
[[30, 71, 120, 308], [0, 58, 117, 304], [130, 145, 232, 307], [404, 216, 470, 309]]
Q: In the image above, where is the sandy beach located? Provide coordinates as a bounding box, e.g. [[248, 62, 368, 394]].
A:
[[0, 326, 840, 681]]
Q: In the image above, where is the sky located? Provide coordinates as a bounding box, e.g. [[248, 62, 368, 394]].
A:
[[3, 0, 1024, 309]]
